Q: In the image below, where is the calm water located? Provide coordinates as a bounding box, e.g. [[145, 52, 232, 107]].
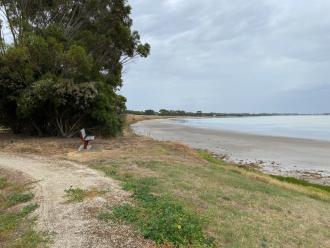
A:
[[174, 115, 330, 141]]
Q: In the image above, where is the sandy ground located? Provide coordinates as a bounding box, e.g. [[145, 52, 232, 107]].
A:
[[132, 119, 330, 184], [0, 153, 154, 248]]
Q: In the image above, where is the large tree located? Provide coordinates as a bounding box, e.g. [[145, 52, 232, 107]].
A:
[[0, 0, 150, 137]]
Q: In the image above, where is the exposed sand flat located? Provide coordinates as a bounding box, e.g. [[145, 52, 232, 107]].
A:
[[132, 119, 330, 184]]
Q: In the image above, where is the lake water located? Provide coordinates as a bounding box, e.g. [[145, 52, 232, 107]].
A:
[[173, 115, 330, 141]]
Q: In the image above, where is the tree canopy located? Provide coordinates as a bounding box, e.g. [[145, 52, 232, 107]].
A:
[[0, 0, 150, 137]]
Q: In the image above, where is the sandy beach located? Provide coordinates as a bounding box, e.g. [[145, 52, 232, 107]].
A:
[[132, 118, 330, 185]]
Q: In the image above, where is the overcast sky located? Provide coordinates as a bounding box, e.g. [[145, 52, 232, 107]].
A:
[[121, 0, 330, 113]]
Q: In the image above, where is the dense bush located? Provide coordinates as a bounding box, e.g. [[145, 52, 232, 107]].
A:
[[0, 0, 150, 137]]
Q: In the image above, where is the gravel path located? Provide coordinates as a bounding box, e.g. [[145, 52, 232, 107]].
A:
[[0, 153, 152, 248]]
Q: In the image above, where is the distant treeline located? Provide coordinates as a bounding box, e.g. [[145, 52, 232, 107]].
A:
[[127, 109, 330, 117]]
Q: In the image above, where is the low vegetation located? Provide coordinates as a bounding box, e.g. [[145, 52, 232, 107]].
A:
[[88, 132, 330, 248], [64, 187, 87, 203], [97, 173, 213, 247], [271, 175, 330, 193], [0, 171, 46, 248], [64, 186, 106, 203]]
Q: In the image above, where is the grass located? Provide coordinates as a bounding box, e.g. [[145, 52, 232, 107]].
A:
[[197, 150, 330, 202], [88, 133, 330, 248], [8, 193, 34, 206], [0, 177, 7, 189], [271, 175, 330, 193], [98, 172, 213, 247], [64, 186, 87, 202], [197, 150, 226, 165], [0, 170, 47, 248], [64, 186, 106, 203]]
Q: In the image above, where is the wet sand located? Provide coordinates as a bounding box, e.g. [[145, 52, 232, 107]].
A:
[[132, 119, 330, 185]]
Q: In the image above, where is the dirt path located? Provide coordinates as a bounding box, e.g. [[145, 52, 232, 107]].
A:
[[0, 153, 152, 248]]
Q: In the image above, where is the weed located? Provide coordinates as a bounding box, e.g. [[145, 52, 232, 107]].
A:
[[112, 204, 139, 223], [141, 197, 211, 246], [64, 187, 86, 202], [8, 193, 34, 206], [21, 204, 39, 216]]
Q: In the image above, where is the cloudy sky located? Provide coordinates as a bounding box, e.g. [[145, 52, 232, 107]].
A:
[[121, 0, 330, 113]]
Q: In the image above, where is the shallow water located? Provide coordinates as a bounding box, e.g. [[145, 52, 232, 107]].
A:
[[173, 115, 330, 141]]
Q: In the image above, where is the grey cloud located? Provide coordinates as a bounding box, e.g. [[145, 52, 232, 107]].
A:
[[270, 84, 330, 113], [122, 0, 330, 113]]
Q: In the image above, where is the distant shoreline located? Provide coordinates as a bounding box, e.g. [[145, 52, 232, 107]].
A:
[[132, 118, 330, 185], [127, 110, 330, 118]]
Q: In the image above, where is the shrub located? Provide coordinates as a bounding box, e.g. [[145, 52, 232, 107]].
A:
[[0, 0, 150, 137]]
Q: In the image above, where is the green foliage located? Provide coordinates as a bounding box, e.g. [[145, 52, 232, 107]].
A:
[[111, 204, 140, 223], [64, 186, 86, 202], [90, 81, 126, 136], [0, 0, 150, 137], [144, 109, 156, 115]]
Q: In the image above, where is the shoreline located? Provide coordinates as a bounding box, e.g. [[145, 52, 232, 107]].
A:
[[132, 118, 330, 185]]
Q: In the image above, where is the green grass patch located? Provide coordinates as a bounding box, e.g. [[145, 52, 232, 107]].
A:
[[8, 193, 34, 206], [111, 204, 140, 223], [97, 167, 214, 247], [10, 227, 47, 248], [271, 175, 330, 193], [93, 164, 121, 180], [197, 150, 225, 165], [21, 204, 39, 216], [198, 150, 330, 197], [0, 204, 39, 233], [0, 172, 46, 248], [64, 186, 86, 202], [64, 186, 105, 203], [111, 198, 214, 247]]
